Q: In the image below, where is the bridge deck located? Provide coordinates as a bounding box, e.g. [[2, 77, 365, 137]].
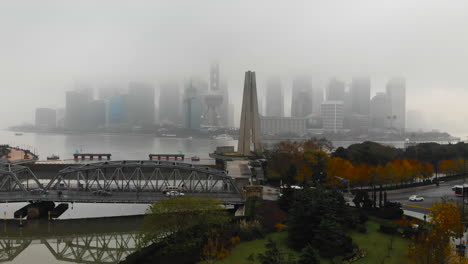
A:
[[0, 190, 245, 204]]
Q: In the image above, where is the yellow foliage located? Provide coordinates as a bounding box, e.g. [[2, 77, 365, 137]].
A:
[[275, 223, 286, 231], [408, 201, 463, 264]]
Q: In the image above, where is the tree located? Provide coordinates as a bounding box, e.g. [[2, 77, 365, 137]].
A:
[[408, 200, 464, 264], [298, 244, 319, 264], [139, 196, 230, 248], [256, 239, 296, 264], [287, 188, 353, 257]]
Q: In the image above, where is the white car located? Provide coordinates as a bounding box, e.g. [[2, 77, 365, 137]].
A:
[[165, 191, 185, 197], [409, 195, 424, 202]]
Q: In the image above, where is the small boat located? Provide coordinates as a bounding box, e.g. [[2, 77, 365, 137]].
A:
[[213, 134, 234, 140], [47, 154, 60, 160], [191, 156, 200, 162], [14, 132, 23, 136]]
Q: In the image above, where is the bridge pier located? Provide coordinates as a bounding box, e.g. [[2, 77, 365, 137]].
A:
[[13, 202, 68, 220]]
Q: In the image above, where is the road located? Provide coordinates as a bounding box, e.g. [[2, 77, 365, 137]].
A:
[[0, 190, 245, 205], [386, 178, 468, 214]]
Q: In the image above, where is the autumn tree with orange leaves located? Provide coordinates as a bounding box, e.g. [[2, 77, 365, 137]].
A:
[[408, 201, 464, 264]]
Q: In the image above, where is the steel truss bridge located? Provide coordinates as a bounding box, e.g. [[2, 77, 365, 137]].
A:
[[0, 232, 138, 263], [0, 161, 245, 205]]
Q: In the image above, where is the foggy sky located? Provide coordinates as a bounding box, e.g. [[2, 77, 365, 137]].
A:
[[1, 0, 468, 136]]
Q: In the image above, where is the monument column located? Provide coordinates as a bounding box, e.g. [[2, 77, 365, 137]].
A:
[[238, 71, 262, 156]]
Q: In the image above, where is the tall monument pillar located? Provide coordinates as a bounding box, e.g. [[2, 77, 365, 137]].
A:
[[238, 71, 262, 155]]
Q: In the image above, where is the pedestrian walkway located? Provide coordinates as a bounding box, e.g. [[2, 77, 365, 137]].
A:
[[403, 210, 430, 221]]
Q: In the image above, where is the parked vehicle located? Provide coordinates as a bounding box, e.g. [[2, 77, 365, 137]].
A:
[[29, 188, 48, 195], [409, 195, 424, 202], [92, 190, 112, 196], [453, 184, 468, 197], [163, 186, 180, 194], [165, 191, 184, 197]]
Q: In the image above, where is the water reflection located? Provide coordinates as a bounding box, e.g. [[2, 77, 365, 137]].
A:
[[0, 216, 142, 263], [0, 232, 138, 263]]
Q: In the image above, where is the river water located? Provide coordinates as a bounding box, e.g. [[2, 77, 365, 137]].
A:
[[0, 129, 432, 263]]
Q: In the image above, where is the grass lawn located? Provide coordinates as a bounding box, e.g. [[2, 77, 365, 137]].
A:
[[216, 231, 299, 264], [351, 220, 410, 264], [213, 219, 410, 264]]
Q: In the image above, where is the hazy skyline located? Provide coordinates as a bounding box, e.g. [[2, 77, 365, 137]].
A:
[[2, 0, 468, 136]]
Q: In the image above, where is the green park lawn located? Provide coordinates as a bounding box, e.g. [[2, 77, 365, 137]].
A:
[[215, 220, 410, 264], [351, 220, 410, 264]]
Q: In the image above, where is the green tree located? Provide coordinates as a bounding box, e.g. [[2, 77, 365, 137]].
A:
[[139, 196, 230, 248], [287, 187, 353, 256], [256, 239, 296, 264], [298, 244, 319, 264]]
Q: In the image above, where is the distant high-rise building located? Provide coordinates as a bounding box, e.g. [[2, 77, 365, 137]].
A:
[[74, 82, 94, 101], [291, 77, 313, 117], [321, 101, 344, 132], [260, 116, 307, 136], [386, 77, 406, 132], [126, 82, 155, 126], [159, 82, 181, 125], [265, 78, 284, 117], [202, 63, 224, 126], [35, 108, 56, 130], [327, 78, 346, 101], [98, 86, 125, 100], [370, 92, 391, 130], [65, 90, 90, 130], [312, 86, 324, 114], [184, 79, 207, 130], [87, 100, 106, 129], [108, 95, 127, 125], [210, 63, 220, 91], [219, 80, 231, 127], [350, 77, 371, 116], [349, 77, 371, 131]]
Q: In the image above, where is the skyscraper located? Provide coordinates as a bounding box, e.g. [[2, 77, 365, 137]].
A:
[[370, 92, 391, 130], [126, 82, 155, 127], [386, 77, 406, 132], [202, 63, 224, 126], [159, 82, 181, 125], [291, 77, 313, 117], [184, 78, 207, 130], [327, 78, 346, 101], [350, 77, 371, 116], [65, 90, 90, 130], [265, 78, 284, 117], [108, 95, 126, 125], [321, 101, 344, 132], [312, 86, 324, 114]]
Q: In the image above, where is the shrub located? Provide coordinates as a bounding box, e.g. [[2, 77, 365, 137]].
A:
[[275, 223, 286, 231], [377, 207, 403, 219], [357, 224, 367, 233], [379, 223, 398, 234], [238, 219, 265, 241], [257, 201, 286, 232]]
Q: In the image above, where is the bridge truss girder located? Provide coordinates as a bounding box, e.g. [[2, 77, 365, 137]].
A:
[[45, 160, 242, 195], [0, 238, 31, 262], [0, 164, 43, 192], [43, 232, 138, 264]]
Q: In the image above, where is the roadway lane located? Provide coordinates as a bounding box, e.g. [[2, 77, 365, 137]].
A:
[[386, 178, 468, 214], [0, 190, 245, 205]]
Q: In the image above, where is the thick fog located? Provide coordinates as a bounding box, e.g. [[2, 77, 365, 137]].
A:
[[1, 0, 468, 136]]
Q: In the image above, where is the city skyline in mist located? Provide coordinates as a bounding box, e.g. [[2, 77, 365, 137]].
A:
[[2, 0, 468, 136]]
